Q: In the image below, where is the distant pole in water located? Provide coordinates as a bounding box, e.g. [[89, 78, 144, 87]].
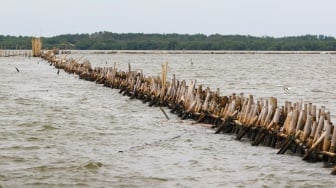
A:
[[160, 107, 169, 120], [57, 69, 60, 75], [190, 58, 193, 65], [31, 37, 42, 57]]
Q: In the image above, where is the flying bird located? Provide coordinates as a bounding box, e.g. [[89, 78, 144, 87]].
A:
[[15, 67, 20, 72]]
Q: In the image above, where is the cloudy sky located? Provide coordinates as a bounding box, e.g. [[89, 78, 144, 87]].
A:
[[1, 0, 335, 37]]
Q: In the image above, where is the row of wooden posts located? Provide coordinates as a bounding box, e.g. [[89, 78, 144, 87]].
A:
[[0, 49, 32, 57], [1, 37, 59, 57], [0, 37, 40, 57], [39, 50, 336, 175]]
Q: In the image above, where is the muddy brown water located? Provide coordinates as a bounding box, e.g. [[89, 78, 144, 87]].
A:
[[1, 52, 336, 187]]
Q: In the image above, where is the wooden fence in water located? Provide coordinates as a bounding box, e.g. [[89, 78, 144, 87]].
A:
[[0, 49, 32, 57], [39, 50, 336, 175]]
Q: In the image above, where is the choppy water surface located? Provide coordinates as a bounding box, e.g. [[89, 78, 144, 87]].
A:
[[1, 52, 336, 187]]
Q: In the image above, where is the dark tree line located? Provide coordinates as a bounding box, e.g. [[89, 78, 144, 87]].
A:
[[1, 32, 336, 51]]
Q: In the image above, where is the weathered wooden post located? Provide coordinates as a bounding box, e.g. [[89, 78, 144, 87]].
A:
[[162, 62, 168, 89], [32, 37, 42, 57]]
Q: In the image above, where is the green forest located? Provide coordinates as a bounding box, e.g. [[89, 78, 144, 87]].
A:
[[1, 31, 336, 51]]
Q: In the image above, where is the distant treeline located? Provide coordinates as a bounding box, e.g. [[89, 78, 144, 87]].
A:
[[1, 32, 336, 51]]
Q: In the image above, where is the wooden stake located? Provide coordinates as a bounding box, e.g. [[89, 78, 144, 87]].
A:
[[330, 124, 336, 153], [303, 131, 326, 160], [323, 120, 331, 151], [160, 107, 169, 120]]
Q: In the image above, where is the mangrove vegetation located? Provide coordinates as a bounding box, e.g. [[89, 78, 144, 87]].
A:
[[1, 32, 336, 51]]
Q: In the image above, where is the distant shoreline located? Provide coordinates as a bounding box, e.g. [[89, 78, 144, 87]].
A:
[[2, 33, 336, 51], [81, 50, 336, 55], [1, 49, 336, 56]]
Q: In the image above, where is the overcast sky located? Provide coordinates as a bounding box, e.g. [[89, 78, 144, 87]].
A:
[[1, 0, 335, 37]]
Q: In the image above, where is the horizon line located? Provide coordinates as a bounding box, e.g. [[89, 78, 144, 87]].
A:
[[1, 31, 335, 39]]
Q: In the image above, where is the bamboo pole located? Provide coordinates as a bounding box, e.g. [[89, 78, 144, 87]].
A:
[[323, 120, 332, 151], [303, 131, 326, 160], [162, 62, 168, 89], [32, 37, 42, 57], [295, 110, 306, 131], [330, 124, 336, 153], [160, 107, 169, 120], [301, 115, 312, 143], [314, 114, 325, 143]]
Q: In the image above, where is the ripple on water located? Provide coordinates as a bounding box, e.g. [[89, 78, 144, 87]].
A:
[[82, 161, 103, 170], [24, 182, 89, 188], [38, 125, 59, 131], [0, 155, 26, 163], [17, 121, 40, 127], [26, 137, 41, 141], [110, 175, 171, 187], [10, 145, 40, 150], [311, 88, 324, 93]]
